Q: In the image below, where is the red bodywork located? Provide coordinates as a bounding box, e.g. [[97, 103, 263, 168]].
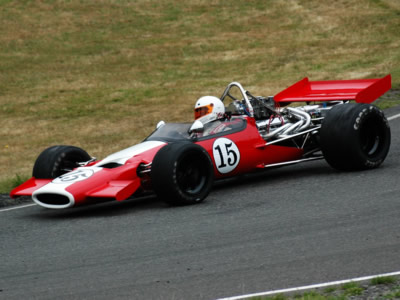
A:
[[10, 75, 391, 208], [10, 143, 167, 208], [196, 117, 304, 179], [274, 74, 391, 104]]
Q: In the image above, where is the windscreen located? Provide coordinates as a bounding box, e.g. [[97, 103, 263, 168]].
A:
[[145, 123, 192, 142]]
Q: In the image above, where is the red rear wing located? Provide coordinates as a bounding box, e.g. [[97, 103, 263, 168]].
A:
[[274, 74, 391, 104]]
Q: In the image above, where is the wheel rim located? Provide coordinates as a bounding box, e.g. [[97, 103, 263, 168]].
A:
[[360, 116, 384, 157], [176, 154, 207, 195]]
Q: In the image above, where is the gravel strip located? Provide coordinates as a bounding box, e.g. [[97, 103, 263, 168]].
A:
[[0, 194, 32, 208], [313, 277, 400, 300], [261, 276, 400, 299]]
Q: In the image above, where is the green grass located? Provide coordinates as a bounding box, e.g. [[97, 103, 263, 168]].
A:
[[341, 282, 364, 296], [371, 276, 397, 285], [1, 0, 399, 193]]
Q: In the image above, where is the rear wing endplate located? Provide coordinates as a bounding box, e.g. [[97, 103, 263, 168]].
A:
[[274, 74, 391, 104]]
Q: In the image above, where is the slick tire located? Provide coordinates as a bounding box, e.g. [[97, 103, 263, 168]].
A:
[[320, 103, 391, 171], [32, 145, 91, 179], [151, 143, 214, 205]]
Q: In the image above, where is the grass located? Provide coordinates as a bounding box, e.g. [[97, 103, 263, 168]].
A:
[[1, 0, 400, 193], [371, 276, 397, 285], [341, 282, 364, 296]]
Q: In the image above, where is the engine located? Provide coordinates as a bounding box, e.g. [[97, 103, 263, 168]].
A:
[[249, 96, 275, 120], [254, 102, 328, 141]]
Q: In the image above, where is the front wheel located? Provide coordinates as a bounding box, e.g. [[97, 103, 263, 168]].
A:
[[320, 103, 391, 171], [151, 143, 214, 205], [32, 145, 91, 179]]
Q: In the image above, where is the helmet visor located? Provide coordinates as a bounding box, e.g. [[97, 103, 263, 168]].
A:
[[194, 103, 214, 120]]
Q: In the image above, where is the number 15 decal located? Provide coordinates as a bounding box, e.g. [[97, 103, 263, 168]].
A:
[[213, 138, 240, 174]]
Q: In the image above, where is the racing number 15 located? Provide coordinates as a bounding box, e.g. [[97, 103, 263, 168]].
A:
[[214, 143, 237, 168], [212, 138, 240, 174]]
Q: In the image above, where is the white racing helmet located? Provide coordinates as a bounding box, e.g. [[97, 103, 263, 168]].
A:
[[194, 96, 225, 125]]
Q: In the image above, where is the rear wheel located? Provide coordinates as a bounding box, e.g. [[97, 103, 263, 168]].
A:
[[320, 103, 390, 171], [151, 143, 214, 205], [32, 145, 91, 179]]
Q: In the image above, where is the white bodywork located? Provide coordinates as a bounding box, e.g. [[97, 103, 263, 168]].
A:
[[95, 141, 166, 167]]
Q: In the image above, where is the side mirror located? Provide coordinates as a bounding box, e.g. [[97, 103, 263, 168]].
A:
[[189, 120, 204, 134], [156, 120, 166, 129]]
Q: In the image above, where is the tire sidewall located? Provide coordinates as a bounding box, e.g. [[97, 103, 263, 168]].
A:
[[151, 143, 214, 205], [351, 105, 391, 168], [320, 104, 391, 171]]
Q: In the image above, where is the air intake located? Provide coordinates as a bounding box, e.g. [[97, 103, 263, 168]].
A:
[[35, 193, 70, 206]]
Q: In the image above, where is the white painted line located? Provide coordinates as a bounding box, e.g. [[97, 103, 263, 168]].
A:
[[388, 113, 400, 121], [0, 203, 36, 213], [217, 270, 400, 300]]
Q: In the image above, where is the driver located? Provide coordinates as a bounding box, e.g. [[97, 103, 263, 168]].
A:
[[194, 96, 225, 125], [194, 96, 238, 136]]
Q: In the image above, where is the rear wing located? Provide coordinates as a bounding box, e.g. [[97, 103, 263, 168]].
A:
[[274, 74, 391, 104]]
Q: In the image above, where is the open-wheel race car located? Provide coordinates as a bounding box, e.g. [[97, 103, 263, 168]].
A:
[[11, 75, 392, 209]]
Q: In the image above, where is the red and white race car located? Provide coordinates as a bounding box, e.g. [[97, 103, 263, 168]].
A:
[[11, 75, 392, 209]]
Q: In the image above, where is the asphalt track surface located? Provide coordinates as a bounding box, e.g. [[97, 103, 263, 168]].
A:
[[1, 106, 399, 300]]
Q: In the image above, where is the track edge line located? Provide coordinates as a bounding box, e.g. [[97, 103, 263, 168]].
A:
[[217, 270, 400, 300]]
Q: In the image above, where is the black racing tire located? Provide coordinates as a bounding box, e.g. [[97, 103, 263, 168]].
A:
[[151, 143, 214, 205], [32, 145, 91, 179], [320, 103, 391, 171]]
